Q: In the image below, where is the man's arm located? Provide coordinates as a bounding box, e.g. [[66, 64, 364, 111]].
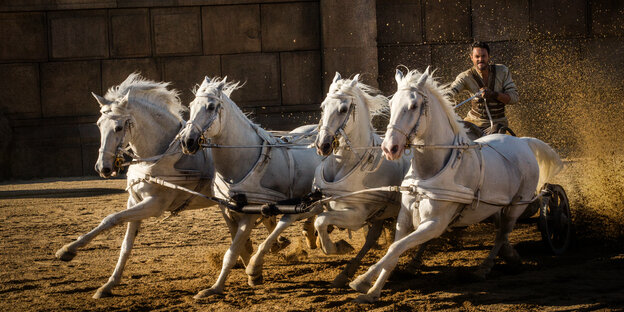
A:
[[446, 73, 467, 97], [497, 67, 518, 104]]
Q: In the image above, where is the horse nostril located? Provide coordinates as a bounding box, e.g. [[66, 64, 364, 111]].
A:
[[101, 167, 111, 175], [321, 143, 331, 154], [185, 138, 195, 148], [391, 145, 399, 154]]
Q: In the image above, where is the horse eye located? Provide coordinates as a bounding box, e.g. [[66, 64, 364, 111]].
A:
[[408, 102, 417, 111], [114, 126, 123, 132], [207, 103, 216, 110], [338, 106, 347, 114]]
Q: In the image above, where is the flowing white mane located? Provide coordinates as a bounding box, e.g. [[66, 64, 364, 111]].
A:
[[399, 69, 468, 138], [328, 77, 389, 117], [193, 76, 241, 98], [104, 73, 185, 122]]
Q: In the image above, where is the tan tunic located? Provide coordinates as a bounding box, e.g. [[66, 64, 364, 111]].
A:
[[449, 64, 519, 128]]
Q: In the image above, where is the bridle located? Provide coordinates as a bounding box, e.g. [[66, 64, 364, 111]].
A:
[[318, 93, 357, 155], [183, 93, 223, 146], [386, 86, 428, 150], [97, 112, 135, 174]]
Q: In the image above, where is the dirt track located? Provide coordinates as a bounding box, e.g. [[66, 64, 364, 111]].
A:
[[1, 177, 623, 311]]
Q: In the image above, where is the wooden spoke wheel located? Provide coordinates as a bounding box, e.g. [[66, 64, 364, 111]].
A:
[[537, 183, 573, 255]]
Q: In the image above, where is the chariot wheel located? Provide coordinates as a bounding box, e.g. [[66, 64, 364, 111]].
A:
[[537, 183, 573, 255]]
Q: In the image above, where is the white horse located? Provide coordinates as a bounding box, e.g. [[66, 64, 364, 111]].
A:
[[312, 73, 411, 286], [349, 68, 563, 302], [55, 73, 219, 298], [179, 77, 322, 298]]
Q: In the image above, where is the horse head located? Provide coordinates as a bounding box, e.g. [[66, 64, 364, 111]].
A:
[[93, 90, 134, 178], [382, 68, 431, 160], [315, 72, 361, 156], [180, 76, 231, 154]]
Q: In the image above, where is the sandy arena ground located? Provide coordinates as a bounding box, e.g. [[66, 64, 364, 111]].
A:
[[1, 176, 623, 311]]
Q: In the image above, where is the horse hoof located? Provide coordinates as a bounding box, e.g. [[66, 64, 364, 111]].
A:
[[193, 287, 222, 299], [336, 240, 355, 255], [55, 247, 76, 262], [353, 294, 377, 304], [331, 273, 350, 288], [302, 230, 317, 250], [93, 288, 113, 299], [349, 277, 371, 294], [270, 237, 291, 253], [247, 274, 264, 287]]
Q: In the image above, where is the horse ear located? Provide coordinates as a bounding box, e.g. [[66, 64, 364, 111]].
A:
[[395, 69, 404, 84], [92, 92, 112, 107], [216, 81, 225, 93], [119, 89, 132, 108], [416, 70, 428, 89], [350, 74, 360, 87], [332, 72, 342, 84], [200, 76, 211, 89]]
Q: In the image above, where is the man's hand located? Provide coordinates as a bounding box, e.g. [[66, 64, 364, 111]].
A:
[[481, 87, 498, 101]]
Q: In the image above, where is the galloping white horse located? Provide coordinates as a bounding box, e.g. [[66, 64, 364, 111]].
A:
[[349, 68, 563, 302], [55, 73, 217, 298], [313, 73, 411, 286], [243, 73, 412, 288], [179, 77, 322, 298]]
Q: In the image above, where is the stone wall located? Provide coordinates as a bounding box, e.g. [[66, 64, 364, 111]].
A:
[[0, 1, 332, 179]]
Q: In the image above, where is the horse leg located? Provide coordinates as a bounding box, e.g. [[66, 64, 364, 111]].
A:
[[332, 220, 384, 288], [314, 211, 364, 255], [194, 214, 258, 299], [220, 207, 253, 266], [247, 205, 323, 286], [302, 216, 317, 249], [351, 201, 453, 303], [93, 220, 141, 298], [473, 204, 525, 280], [260, 216, 290, 253], [348, 200, 415, 294], [56, 196, 163, 261]]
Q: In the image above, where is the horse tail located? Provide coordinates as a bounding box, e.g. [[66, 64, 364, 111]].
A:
[[524, 137, 563, 192]]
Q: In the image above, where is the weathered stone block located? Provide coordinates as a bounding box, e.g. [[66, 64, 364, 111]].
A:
[[280, 51, 322, 106], [102, 58, 161, 94], [162, 55, 221, 104], [472, 0, 530, 41], [592, 0, 624, 38], [430, 43, 471, 84], [202, 5, 261, 55], [0, 63, 40, 119], [0, 0, 114, 11], [79, 123, 100, 176], [424, 0, 471, 42], [48, 10, 108, 60], [10, 124, 83, 179], [321, 0, 377, 49], [152, 7, 202, 56], [530, 0, 587, 38], [110, 9, 151, 57], [41, 61, 101, 118], [376, 1, 423, 45], [0, 12, 47, 61], [221, 53, 280, 107], [378, 45, 431, 94], [323, 47, 378, 92], [261, 2, 320, 52]]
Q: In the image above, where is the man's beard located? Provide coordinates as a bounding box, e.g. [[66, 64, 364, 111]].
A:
[[477, 62, 488, 70]]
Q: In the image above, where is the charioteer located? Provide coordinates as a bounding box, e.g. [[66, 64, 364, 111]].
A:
[[447, 41, 519, 135]]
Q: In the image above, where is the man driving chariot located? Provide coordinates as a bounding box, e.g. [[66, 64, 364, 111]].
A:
[[448, 42, 519, 135]]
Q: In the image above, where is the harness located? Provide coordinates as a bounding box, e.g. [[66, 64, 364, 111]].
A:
[[470, 65, 505, 120]]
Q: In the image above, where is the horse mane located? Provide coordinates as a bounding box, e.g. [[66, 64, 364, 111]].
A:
[[193, 76, 242, 98], [104, 72, 186, 121], [195, 76, 274, 136], [330, 77, 389, 117], [399, 69, 469, 140]]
